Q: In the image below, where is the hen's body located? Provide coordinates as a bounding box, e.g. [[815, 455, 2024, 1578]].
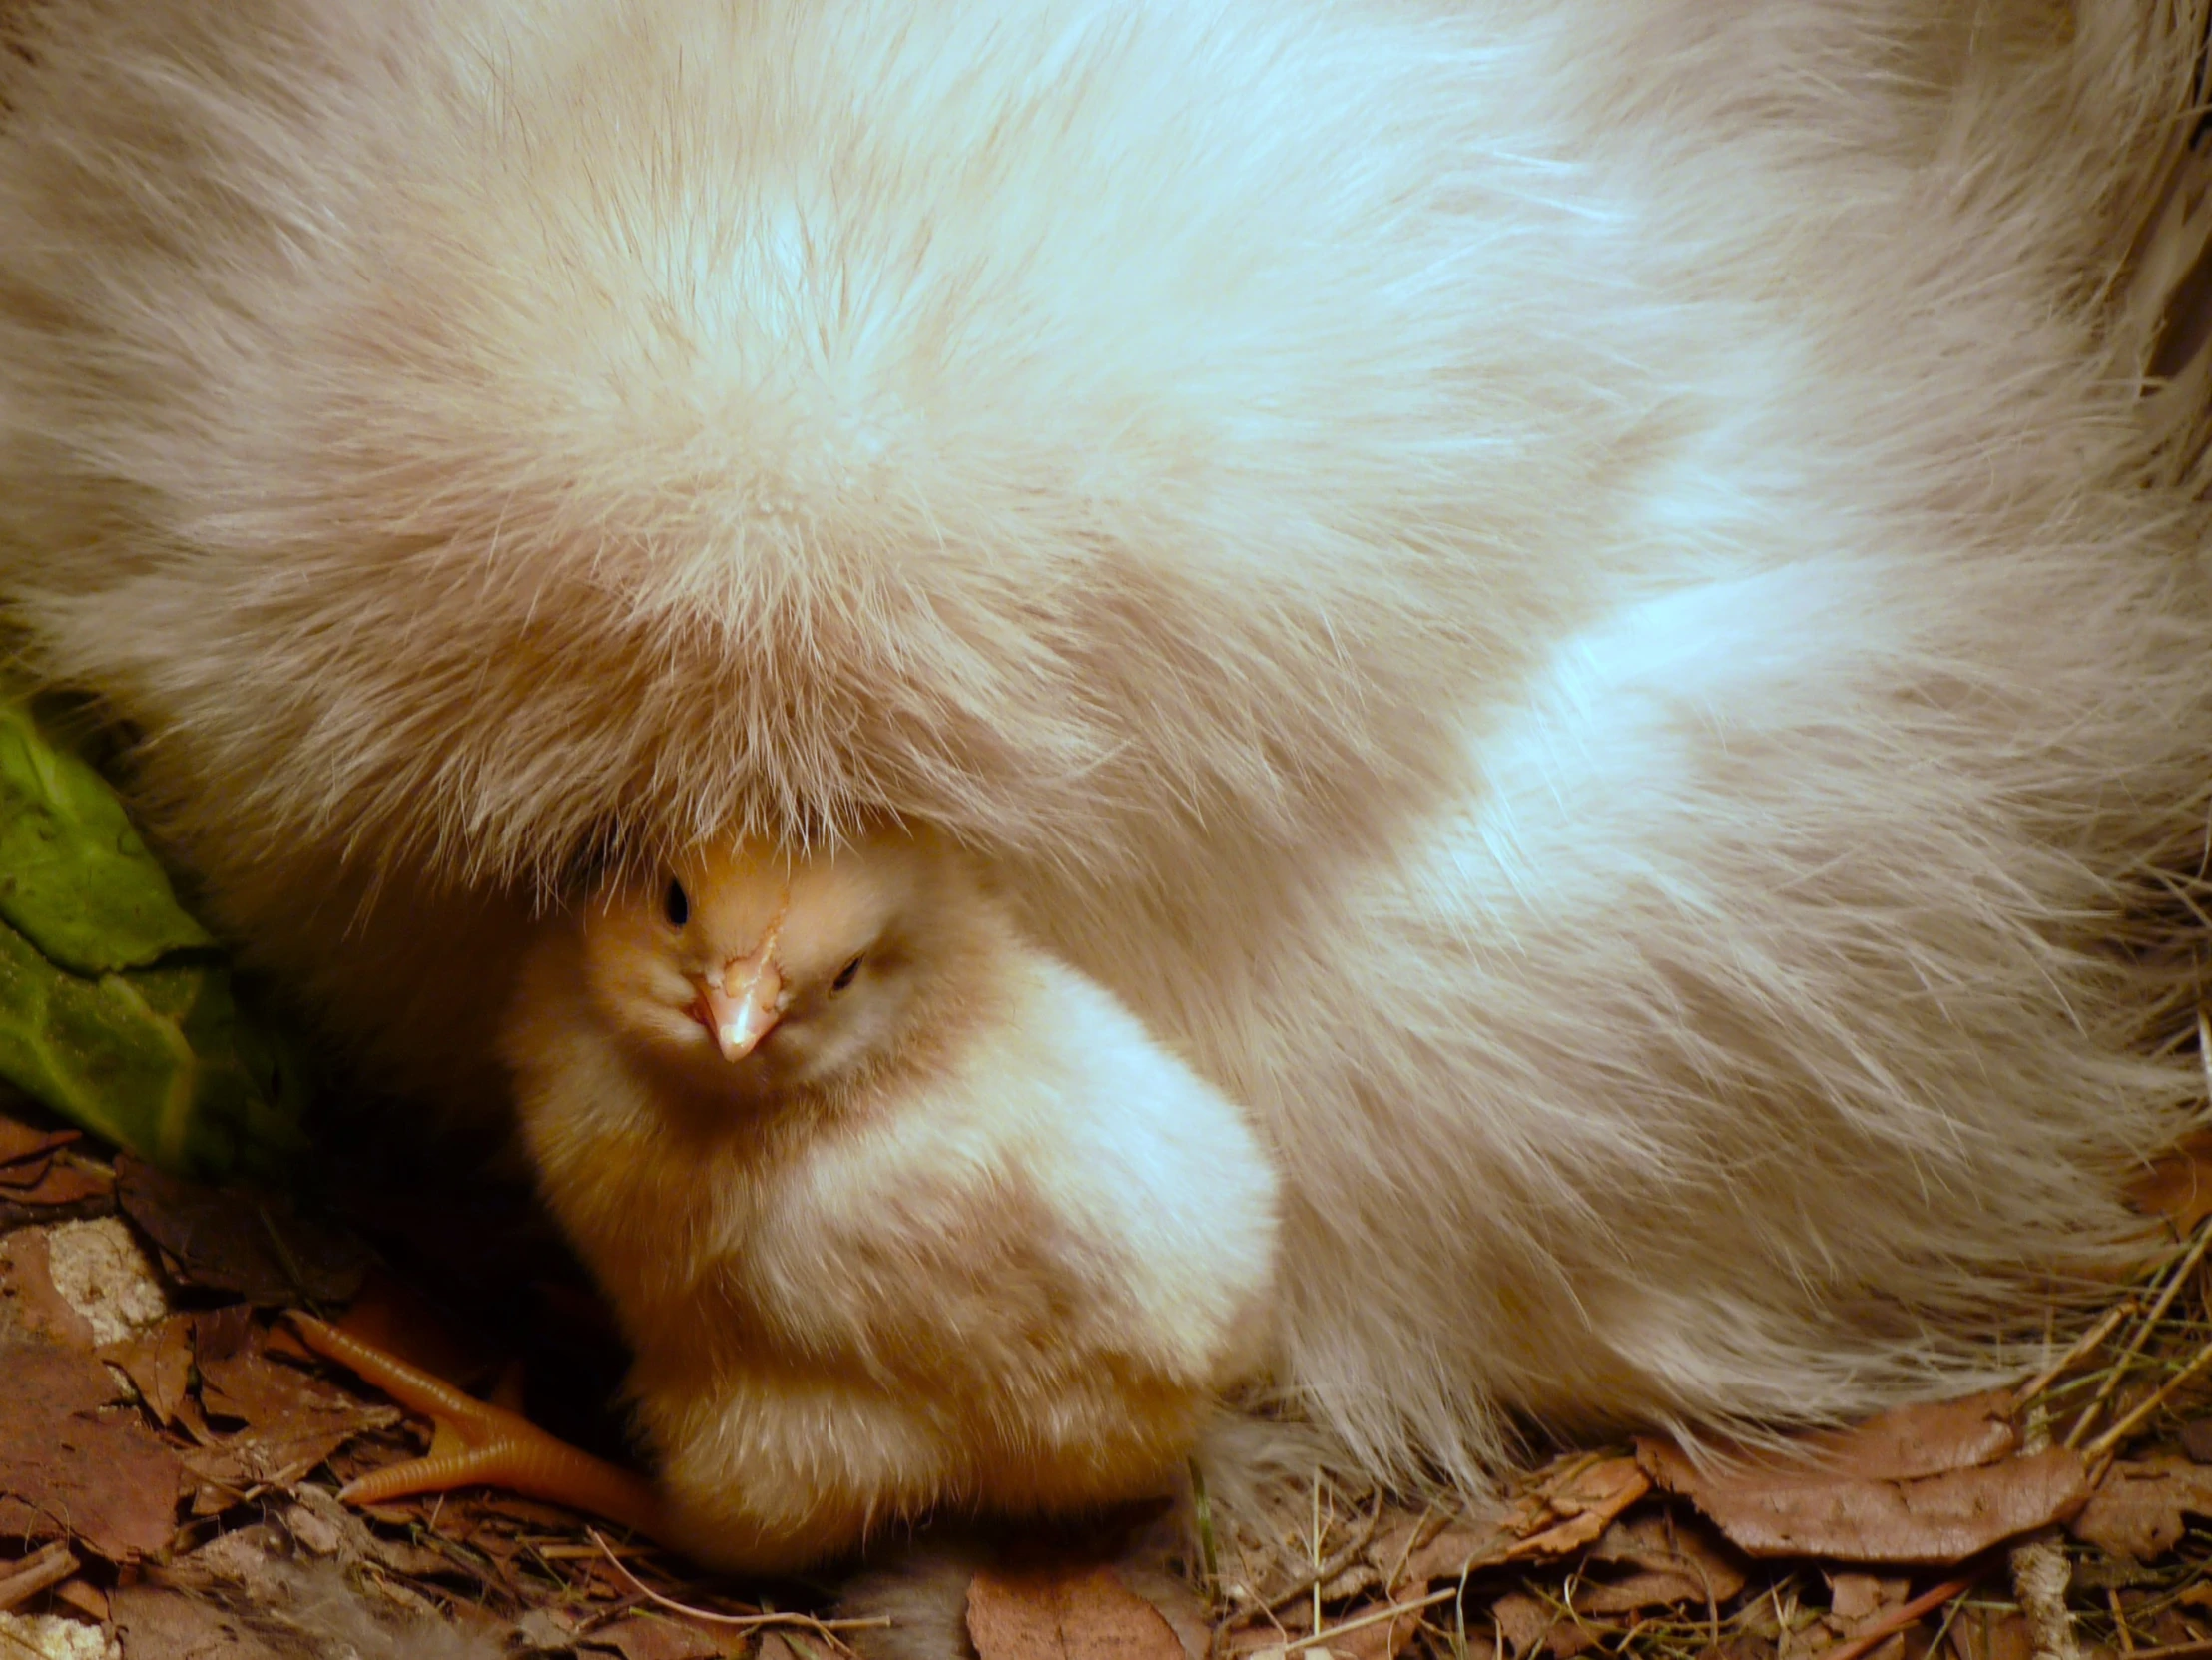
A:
[[2, 0, 2210, 1498]]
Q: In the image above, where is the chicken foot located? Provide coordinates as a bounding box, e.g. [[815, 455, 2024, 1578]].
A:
[[287, 1312, 667, 1541]]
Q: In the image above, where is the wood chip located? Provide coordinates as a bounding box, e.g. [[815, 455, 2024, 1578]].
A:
[[0, 1542, 79, 1613]]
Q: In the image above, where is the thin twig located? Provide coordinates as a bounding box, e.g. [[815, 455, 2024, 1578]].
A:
[[1810, 1577, 1974, 1660], [1313, 1468, 1324, 1641], [585, 1530, 889, 1640], [1190, 1456, 1223, 1599], [2198, 1005, 2212, 1104], [0, 1542, 77, 1613], [2087, 1331, 2212, 1457], [1280, 1585, 1462, 1655], [2067, 1218, 2212, 1448], [1256, 1499, 1387, 1616], [2017, 1301, 2136, 1408], [1382, 1500, 1447, 1597]]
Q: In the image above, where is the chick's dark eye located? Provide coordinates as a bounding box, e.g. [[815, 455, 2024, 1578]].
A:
[[663, 879, 689, 928], [830, 954, 863, 994]]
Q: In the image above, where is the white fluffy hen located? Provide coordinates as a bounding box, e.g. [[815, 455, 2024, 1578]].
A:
[[1, 0, 2210, 1533]]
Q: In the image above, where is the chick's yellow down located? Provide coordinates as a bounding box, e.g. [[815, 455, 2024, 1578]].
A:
[[501, 828, 1279, 1572]]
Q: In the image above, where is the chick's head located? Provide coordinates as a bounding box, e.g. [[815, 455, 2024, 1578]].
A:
[[577, 829, 979, 1103]]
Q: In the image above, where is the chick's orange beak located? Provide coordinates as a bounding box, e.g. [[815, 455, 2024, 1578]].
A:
[[692, 951, 785, 1062]]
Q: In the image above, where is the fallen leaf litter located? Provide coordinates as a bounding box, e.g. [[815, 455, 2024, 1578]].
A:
[[8, 1094, 2212, 1660]]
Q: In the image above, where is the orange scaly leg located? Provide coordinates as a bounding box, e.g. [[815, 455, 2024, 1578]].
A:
[[287, 1312, 666, 1541]]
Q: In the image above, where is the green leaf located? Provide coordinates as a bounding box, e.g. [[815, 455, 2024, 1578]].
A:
[[0, 698, 308, 1180], [0, 702, 214, 973], [0, 916, 308, 1181]]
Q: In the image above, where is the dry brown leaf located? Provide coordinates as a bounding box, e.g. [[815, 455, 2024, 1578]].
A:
[[184, 1307, 399, 1495], [1827, 1573, 1909, 1626], [1364, 1468, 1656, 1596], [968, 1565, 1185, 1660], [0, 1120, 77, 1168], [2, 1161, 111, 1212], [1576, 1515, 1746, 1613], [175, 1522, 283, 1578], [2180, 1418, 2212, 1463], [581, 1614, 728, 1660], [1946, 1606, 2036, 1660], [111, 1584, 287, 1658], [0, 1153, 53, 1190], [1317, 1594, 1433, 1660], [116, 1155, 368, 1306], [1491, 1591, 1598, 1660], [277, 1490, 455, 1582], [0, 1227, 97, 1349], [1571, 1573, 1708, 1617], [197, 1340, 360, 1426], [1796, 1393, 2017, 1481], [2068, 1457, 2212, 1559], [1394, 1521, 1504, 1587], [442, 1491, 605, 1534], [1110, 1561, 1211, 1660], [2132, 1130, 2212, 1234], [4, 1159, 106, 1213], [1506, 1457, 1650, 1559], [0, 1144, 112, 1232], [1637, 1437, 2087, 1562], [1491, 1591, 1553, 1657], [21, 1165, 103, 1207], [98, 1313, 194, 1427], [50, 1581, 105, 1624], [182, 1412, 396, 1506], [0, 1340, 183, 1561]]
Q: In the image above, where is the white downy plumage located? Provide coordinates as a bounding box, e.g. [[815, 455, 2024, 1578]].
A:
[[4, 0, 2212, 1564]]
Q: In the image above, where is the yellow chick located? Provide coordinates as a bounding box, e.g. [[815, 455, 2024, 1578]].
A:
[[497, 826, 1279, 1572]]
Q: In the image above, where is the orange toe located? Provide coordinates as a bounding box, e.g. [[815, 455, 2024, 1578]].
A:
[[287, 1312, 665, 1540]]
